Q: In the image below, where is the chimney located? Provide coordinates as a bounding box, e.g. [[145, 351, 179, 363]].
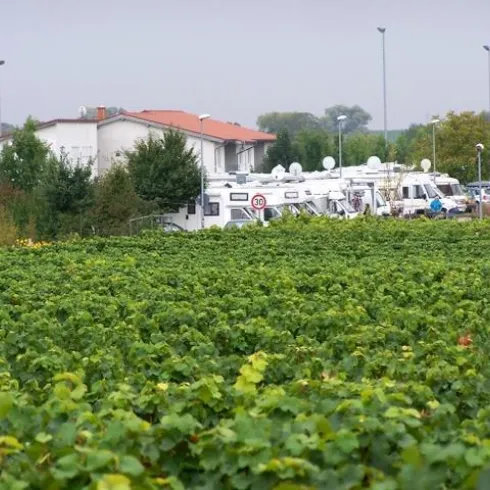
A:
[[97, 105, 107, 120]]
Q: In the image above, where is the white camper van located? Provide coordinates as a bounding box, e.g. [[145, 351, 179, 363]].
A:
[[433, 174, 467, 212], [391, 174, 459, 216]]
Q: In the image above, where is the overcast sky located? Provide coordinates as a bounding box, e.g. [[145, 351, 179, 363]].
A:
[[2, 0, 490, 131]]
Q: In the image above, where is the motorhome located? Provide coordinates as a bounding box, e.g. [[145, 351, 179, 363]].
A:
[[161, 182, 322, 231], [294, 180, 358, 218], [433, 174, 467, 211], [384, 173, 459, 216]]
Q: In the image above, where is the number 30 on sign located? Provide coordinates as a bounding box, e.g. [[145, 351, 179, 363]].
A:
[[251, 194, 267, 210]]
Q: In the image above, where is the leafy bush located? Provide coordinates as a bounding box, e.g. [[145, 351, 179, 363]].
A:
[[1, 219, 490, 488], [0, 206, 17, 245]]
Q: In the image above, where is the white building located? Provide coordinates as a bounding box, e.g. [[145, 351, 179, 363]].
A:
[[0, 107, 276, 177], [97, 109, 275, 175], [0, 119, 99, 174]]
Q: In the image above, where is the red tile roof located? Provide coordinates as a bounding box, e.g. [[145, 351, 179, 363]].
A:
[[124, 110, 276, 143]]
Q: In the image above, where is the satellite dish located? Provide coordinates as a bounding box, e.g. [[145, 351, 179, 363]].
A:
[[421, 159, 431, 172], [322, 156, 336, 170], [289, 162, 303, 177], [367, 156, 382, 170], [271, 164, 286, 181], [78, 106, 87, 118]]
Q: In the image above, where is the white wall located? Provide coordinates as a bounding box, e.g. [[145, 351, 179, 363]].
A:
[[97, 119, 221, 175], [36, 122, 98, 175]]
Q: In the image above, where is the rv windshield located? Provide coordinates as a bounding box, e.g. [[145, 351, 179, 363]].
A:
[[340, 199, 355, 213], [437, 183, 465, 197], [264, 207, 281, 221], [295, 201, 320, 216], [376, 193, 386, 207], [437, 184, 452, 196], [230, 208, 255, 220], [451, 184, 464, 196], [424, 184, 439, 199]]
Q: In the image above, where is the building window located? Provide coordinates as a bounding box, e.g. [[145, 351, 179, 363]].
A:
[[204, 202, 220, 216], [187, 203, 196, 215]]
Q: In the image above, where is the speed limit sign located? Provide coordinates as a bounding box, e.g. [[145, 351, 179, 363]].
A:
[[251, 193, 267, 210]]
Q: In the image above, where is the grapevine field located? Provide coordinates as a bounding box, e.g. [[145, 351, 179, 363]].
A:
[[2, 218, 490, 489]]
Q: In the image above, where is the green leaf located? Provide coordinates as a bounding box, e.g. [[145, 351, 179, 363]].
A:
[[401, 445, 423, 467], [35, 432, 53, 444], [160, 413, 201, 434], [466, 447, 485, 468], [97, 474, 131, 490], [0, 393, 13, 419], [153, 476, 185, 490], [52, 453, 80, 480], [85, 450, 114, 471], [119, 455, 144, 476], [336, 432, 359, 454], [56, 422, 77, 447]]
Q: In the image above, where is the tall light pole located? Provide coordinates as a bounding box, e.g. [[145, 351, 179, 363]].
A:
[[431, 118, 440, 181], [199, 113, 210, 229], [477, 144, 484, 219], [484, 46, 490, 116], [377, 27, 388, 146], [337, 115, 347, 178], [0, 60, 5, 138]]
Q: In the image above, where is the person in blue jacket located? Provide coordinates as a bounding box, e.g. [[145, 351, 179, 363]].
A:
[[430, 196, 442, 216]]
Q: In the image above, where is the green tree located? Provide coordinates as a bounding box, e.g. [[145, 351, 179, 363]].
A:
[[263, 129, 300, 171], [92, 165, 143, 236], [126, 129, 201, 211], [409, 111, 490, 182], [257, 112, 321, 136], [39, 152, 94, 238], [343, 133, 373, 166], [394, 124, 425, 164], [322, 105, 372, 134], [294, 130, 332, 171], [0, 118, 54, 192]]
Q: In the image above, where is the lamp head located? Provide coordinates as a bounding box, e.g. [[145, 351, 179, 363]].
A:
[[337, 115, 347, 122], [199, 114, 211, 121], [377, 27, 386, 33], [484, 45, 490, 52]]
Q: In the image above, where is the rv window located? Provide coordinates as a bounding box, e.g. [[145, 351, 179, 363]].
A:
[[402, 187, 410, 199], [230, 193, 248, 201], [414, 185, 426, 199], [187, 203, 196, 215], [204, 202, 220, 216]]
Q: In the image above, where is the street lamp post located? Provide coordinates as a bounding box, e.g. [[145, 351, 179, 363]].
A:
[[0, 60, 5, 138], [431, 118, 440, 181], [337, 115, 347, 178], [199, 114, 210, 230], [477, 144, 484, 220], [484, 46, 490, 116], [377, 27, 388, 145]]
